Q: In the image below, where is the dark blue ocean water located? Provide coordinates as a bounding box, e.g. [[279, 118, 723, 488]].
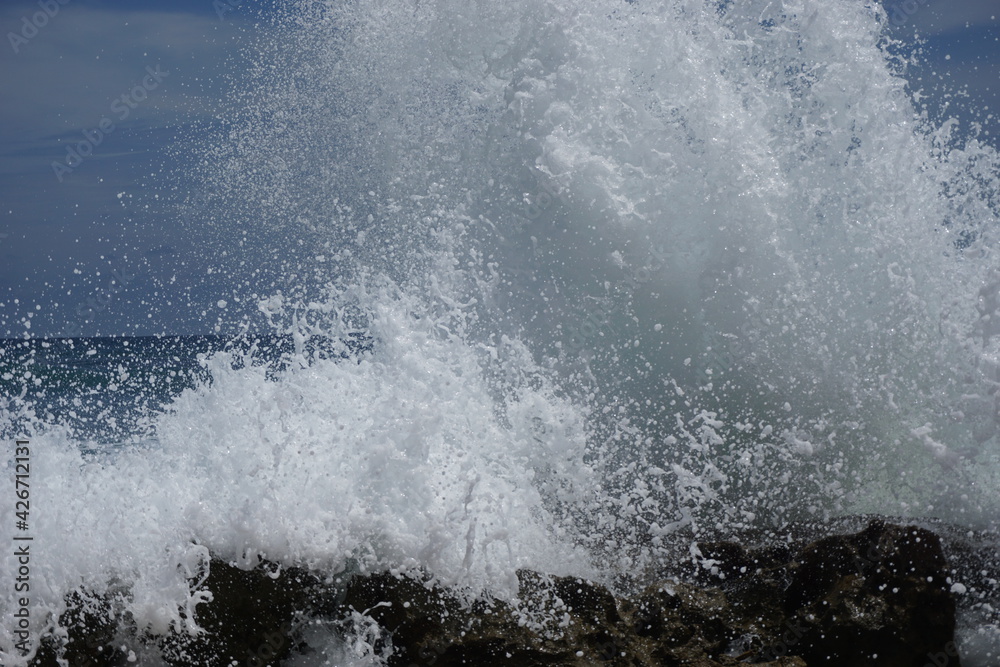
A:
[[0, 336, 234, 446], [0, 335, 324, 447], [0, 335, 370, 447]]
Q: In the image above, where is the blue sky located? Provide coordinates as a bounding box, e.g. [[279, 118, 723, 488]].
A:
[[0, 0, 998, 338]]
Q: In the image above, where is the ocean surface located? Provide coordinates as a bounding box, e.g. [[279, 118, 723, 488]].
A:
[[4, 0, 1000, 664]]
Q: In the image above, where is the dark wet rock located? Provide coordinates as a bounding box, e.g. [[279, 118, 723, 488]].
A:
[[340, 569, 620, 665], [28, 518, 976, 666], [30, 557, 344, 667], [156, 557, 343, 666], [340, 567, 813, 666], [783, 520, 957, 666], [688, 519, 961, 665], [30, 588, 132, 667]]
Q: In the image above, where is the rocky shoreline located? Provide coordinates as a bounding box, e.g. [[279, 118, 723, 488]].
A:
[[28, 517, 999, 666]]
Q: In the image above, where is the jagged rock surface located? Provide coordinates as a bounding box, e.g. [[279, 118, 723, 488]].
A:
[[28, 519, 968, 666]]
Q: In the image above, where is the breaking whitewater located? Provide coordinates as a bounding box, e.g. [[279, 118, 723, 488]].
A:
[[4, 0, 1000, 664]]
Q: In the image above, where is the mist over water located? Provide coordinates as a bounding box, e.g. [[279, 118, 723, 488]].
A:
[[4, 0, 1000, 662]]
